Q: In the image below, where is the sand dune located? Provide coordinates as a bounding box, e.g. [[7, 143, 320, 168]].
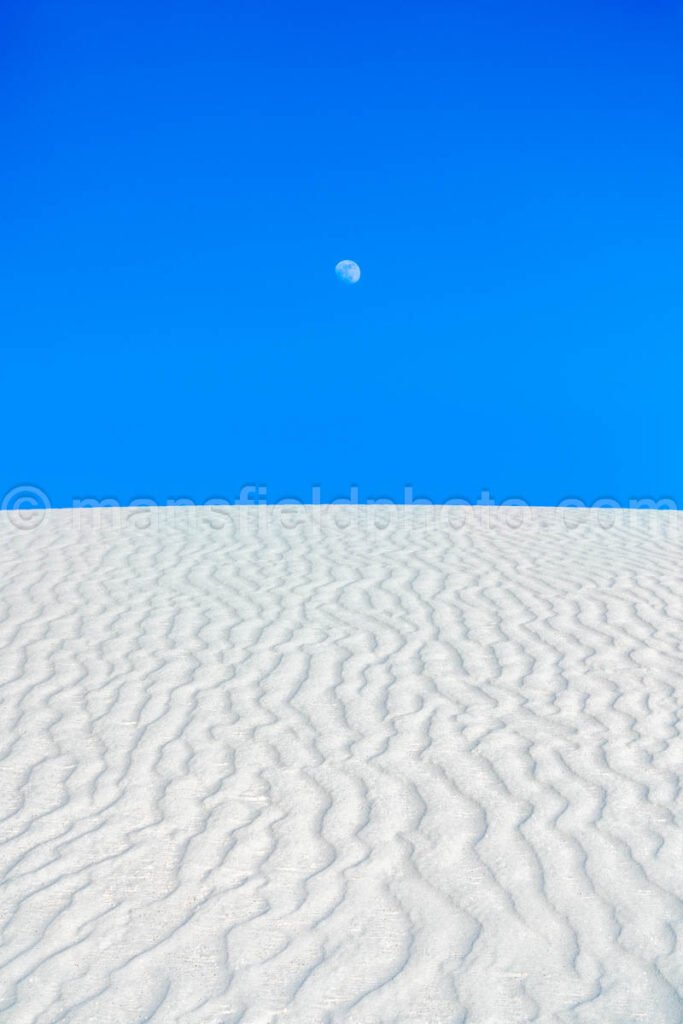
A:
[[0, 505, 681, 1023]]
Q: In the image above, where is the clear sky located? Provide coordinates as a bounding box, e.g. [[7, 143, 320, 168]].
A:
[[2, 0, 681, 508]]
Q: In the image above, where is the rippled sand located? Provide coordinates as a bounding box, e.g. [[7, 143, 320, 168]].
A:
[[0, 505, 681, 1023]]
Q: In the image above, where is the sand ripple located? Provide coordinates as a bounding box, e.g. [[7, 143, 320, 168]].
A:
[[0, 506, 681, 1023]]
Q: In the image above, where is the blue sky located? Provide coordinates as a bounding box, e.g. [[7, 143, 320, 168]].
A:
[[2, 0, 681, 507]]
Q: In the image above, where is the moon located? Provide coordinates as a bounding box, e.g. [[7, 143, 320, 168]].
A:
[[335, 259, 361, 284]]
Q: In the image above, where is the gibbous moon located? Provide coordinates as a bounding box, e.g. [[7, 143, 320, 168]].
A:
[[335, 259, 361, 284]]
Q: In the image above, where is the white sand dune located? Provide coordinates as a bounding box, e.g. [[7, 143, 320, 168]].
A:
[[0, 505, 681, 1023]]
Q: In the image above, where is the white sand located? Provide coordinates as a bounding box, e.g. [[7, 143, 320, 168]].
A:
[[0, 505, 681, 1023]]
